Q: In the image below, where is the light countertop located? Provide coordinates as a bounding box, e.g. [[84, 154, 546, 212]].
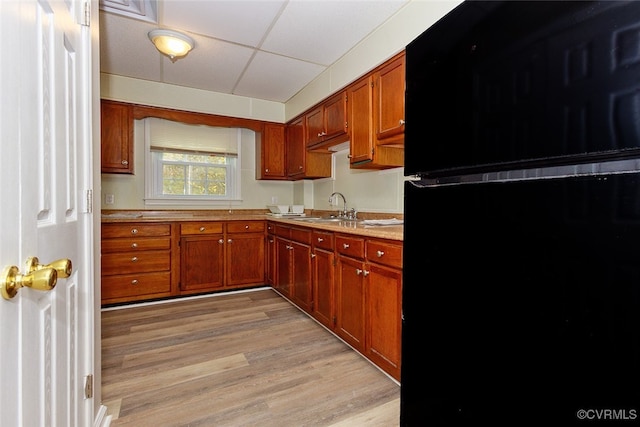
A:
[[101, 210, 403, 241]]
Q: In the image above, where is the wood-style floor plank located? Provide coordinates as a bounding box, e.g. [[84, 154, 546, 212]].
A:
[[102, 288, 400, 426]]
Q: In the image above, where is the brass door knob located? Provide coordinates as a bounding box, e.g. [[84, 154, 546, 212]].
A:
[[1, 257, 72, 300]]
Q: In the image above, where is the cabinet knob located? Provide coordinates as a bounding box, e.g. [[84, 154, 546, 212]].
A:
[[131, 228, 138, 234], [228, 239, 233, 243], [356, 268, 362, 275], [131, 279, 138, 285], [265, 168, 270, 173], [376, 250, 385, 257], [245, 225, 249, 229], [218, 239, 224, 244], [363, 270, 370, 277], [399, 119, 405, 125], [343, 243, 350, 249], [311, 253, 316, 259], [199, 226, 206, 232], [298, 165, 303, 170], [131, 256, 138, 262], [121, 160, 129, 166], [131, 243, 138, 248], [317, 237, 324, 242]]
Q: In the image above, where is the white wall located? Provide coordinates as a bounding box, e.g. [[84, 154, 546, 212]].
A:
[[100, 0, 460, 214]]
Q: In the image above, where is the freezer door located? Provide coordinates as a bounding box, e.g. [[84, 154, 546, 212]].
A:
[[401, 174, 640, 425]]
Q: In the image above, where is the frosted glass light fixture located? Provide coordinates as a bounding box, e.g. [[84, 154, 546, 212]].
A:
[[148, 29, 194, 62]]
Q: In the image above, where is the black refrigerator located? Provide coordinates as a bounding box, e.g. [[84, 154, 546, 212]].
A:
[[401, 1, 640, 426]]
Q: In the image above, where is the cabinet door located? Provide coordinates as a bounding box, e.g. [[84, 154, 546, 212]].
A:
[[291, 241, 312, 313], [275, 237, 293, 298], [226, 233, 265, 287], [180, 235, 224, 292], [312, 247, 335, 329], [266, 233, 276, 286], [305, 106, 324, 147], [347, 76, 374, 165], [101, 100, 133, 173], [374, 52, 405, 144], [286, 116, 305, 178], [323, 91, 347, 141], [260, 123, 287, 179], [366, 263, 402, 380], [336, 256, 366, 351]]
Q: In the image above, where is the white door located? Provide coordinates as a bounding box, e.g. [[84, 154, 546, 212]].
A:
[[0, 1, 96, 426]]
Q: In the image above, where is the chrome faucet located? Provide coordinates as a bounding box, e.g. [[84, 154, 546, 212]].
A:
[[329, 192, 348, 218]]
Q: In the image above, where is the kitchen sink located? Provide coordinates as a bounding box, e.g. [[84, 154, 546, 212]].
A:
[[293, 216, 359, 223]]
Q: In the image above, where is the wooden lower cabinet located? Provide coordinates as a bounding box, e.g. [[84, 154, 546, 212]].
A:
[[179, 222, 225, 293], [274, 224, 313, 312], [334, 234, 402, 380], [311, 229, 335, 329], [226, 221, 265, 287], [180, 221, 265, 294], [101, 222, 174, 305]]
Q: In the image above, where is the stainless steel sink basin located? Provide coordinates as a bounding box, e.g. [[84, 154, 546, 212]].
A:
[[293, 216, 359, 223]]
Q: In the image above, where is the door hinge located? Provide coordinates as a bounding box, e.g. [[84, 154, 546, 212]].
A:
[[85, 189, 93, 213], [82, 1, 90, 27], [84, 374, 93, 399]]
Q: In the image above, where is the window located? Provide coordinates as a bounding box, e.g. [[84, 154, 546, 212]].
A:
[[144, 118, 242, 206]]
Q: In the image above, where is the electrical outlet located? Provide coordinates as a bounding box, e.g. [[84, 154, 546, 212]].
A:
[[105, 194, 115, 205]]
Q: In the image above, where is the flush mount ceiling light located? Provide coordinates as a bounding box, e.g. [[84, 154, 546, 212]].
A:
[[148, 29, 194, 62]]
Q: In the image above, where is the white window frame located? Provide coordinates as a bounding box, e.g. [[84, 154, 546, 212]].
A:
[[143, 119, 243, 206]]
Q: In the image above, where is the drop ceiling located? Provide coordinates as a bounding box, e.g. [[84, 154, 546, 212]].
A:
[[99, 0, 410, 103]]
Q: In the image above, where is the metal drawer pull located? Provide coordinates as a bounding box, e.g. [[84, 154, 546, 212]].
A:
[[131, 228, 138, 234], [131, 257, 138, 262], [245, 225, 249, 229], [376, 250, 385, 257], [317, 238, 324, 242], [363, 270, 370, 277], [343, 243, 350, 249], [356, 268, 362, 275], [131, 279, 138, 285], [131, 243, 138, 248], [199, 227, 206, 232]]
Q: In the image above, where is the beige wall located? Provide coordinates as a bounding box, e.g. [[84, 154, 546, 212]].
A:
[[100, 0, 460, 214]]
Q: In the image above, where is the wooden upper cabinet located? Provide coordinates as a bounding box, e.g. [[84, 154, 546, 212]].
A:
[[347, 75, 374, 165], [101, 100, 134, 174], [373, 51, 405, 146], [305, 91, 348, 148], [257, 123, 287, 180], [287, 116, 306, 178], [287, 116, 332, 180]]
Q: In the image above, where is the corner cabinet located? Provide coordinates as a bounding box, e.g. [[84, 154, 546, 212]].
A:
[[101, 100, 134, 174], [286, 116, 332, 180]]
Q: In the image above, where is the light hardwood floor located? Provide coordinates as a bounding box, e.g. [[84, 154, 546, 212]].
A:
[[101, 288, 400, 426]]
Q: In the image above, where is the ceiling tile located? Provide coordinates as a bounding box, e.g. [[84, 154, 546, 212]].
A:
[[234, 51, 325, 102], [160, 0, 286, 47], [262, 0, 407, 65]]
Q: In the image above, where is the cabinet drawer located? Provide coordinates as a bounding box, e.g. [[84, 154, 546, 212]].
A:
[[102, 250, 170, 275], [180, 222, 223, 235], [101, 272, 171, 299], [227, 221, 265, 233], [367, 240, 402, 269], [336, 235, 365, 259], [102, 223, 170, 238], [290, 227, 311, 244], [312, 230, 334, 250], [275, 224, 291, 239], [102, 237, 170, 253]]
